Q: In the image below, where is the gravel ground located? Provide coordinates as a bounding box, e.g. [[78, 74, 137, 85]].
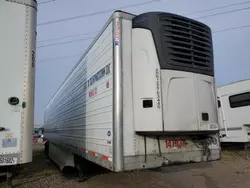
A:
[[1, 144, 250, 188]]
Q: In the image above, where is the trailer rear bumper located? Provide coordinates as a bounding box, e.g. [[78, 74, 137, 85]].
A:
[[123, 133, 220, 171], [124, 148, 220, 170]]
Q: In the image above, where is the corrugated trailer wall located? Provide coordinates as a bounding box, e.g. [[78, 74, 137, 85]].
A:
[[44, 22, 113, 169]]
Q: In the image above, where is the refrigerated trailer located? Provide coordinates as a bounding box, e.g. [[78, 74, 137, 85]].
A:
[[44, 11, 220, 172], [0, 0, 37, 168], [218, 79, 250, 143]]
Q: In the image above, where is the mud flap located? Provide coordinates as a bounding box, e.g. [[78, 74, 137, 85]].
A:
[[49, 143, 74, 171]]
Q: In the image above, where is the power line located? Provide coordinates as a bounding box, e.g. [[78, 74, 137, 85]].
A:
[[36, 23, 250, 49], [185, 0, 250, 15], [37, 31, 99, 43], [37, 1, 250, 43], [194, 6, 250, 19], [37, 36, 95, 48], [38, 0, 55, 4], [37, 0, 161, 26], [37, 54, 83, 62], [36, 24, 250, 62], [36, 0, 250, 42], [213, 24, 250, 33]]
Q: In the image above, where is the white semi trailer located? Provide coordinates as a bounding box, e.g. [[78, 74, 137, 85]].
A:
[[0, 0, 37, 170], [218, 79, 250, 143], [44, 11, 220, 172]]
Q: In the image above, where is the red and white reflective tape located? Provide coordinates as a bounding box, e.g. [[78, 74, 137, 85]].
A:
[[82, 148, 112, 162], [101, 155, 112, 162]]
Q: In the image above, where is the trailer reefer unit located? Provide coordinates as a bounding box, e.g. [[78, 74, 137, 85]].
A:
[[0, 0, 37, 166], [44, 11, 220, 172], [218, 79, 250, 143]]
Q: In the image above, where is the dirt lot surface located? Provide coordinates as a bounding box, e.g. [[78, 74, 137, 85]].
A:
[[1, 144, 250, 188]]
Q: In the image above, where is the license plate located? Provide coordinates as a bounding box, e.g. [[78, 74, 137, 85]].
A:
[[165, 139, 186, 148], [0, 157, 17, 166]]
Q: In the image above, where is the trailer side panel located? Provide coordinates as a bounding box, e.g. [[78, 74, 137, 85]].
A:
[[44, 22, 114, 170]]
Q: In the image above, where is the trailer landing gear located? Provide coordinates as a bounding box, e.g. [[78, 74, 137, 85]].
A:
[[74, 155, 90, 182], [76, 164, 89, 182], [0, 171, 12, 188], [244, 142, 250, 160]]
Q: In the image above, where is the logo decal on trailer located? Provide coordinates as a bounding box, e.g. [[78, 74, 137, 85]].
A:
[[156, 68, 161, 109], [107, 140, 111, 144], [107, 131, 111, 137], [32, 51, 35, 67], [106, 81, 110, 88], [89, 88, 97, 97], [114, 21, 120, 46]]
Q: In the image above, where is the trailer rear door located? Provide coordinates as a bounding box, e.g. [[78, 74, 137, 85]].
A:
[[0, 1, 27, 165]]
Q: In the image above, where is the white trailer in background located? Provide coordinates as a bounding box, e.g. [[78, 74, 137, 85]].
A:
[[44, 10, 220, 173], [218, 79, 250, 143], [0, 0, 37, 173]]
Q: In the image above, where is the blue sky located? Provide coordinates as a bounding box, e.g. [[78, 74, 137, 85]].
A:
[[35, 0, 250, 124]]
